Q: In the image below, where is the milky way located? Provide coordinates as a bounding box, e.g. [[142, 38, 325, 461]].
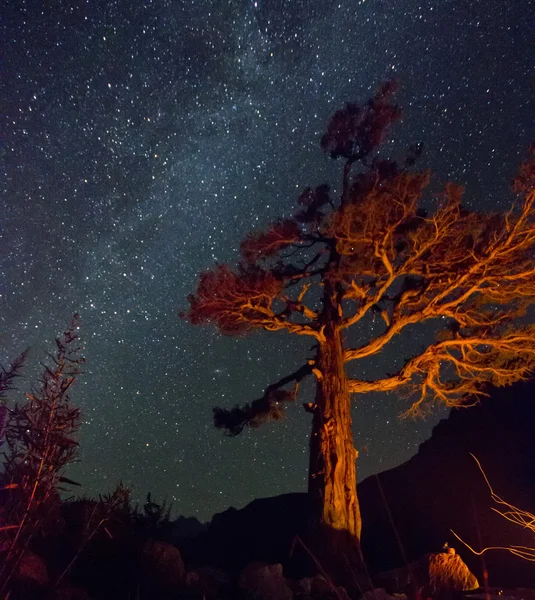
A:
[[2, 0, 532, 520]]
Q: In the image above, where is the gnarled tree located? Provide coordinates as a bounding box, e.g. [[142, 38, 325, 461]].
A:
[[183, 83, 535, 568]]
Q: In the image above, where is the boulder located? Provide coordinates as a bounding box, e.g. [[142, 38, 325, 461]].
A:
[[16, 549, 49, 586], [310, 574, 350, 600], [0, 549, 49, 599], [185, 565, 229, 599], [238, 562, 293, 600], [376, 549, 479, 598], [310, 574, 332, 597], [288, 575, 351, 600], [139, 538, 185, 596], [288, 576, 312, 598], [425, 550, 479, 595]]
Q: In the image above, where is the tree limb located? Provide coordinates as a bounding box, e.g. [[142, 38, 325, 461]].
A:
[[348, 327, 535, 416], [184, 264, 322, 339], [451, 453, 535, 562], [344, 187, 535, 361], [213, 363, 314, 436]]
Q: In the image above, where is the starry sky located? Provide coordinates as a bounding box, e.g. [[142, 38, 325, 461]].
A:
[[2, 0, 533, 522]]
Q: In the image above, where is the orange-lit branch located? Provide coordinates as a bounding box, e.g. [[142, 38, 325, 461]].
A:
[[344, 188, 535, 362], [337, 172, 430, 329], [348, 326, 535, 415], [451, 454, 535, 562], [241, 219, 303, 263], [185, 264, 321, 338], [400, 329, 535, 416]]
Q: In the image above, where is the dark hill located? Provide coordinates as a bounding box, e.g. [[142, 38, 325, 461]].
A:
[[182, 380, 535, 586], [359, 379, 535, 587], [182, 492, 311, 574]]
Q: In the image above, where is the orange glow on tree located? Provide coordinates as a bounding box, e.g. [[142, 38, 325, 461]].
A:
[[183, 83, 535, 573]]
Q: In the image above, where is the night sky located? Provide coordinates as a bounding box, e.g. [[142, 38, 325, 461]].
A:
[[2, 0, 533, 522]]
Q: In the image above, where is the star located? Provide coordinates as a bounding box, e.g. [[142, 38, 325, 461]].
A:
[[1, 0, 532, 521]]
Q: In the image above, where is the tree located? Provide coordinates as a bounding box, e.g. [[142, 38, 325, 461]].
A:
[[183, 83, 535, 570], [0, 316, 84, 596]]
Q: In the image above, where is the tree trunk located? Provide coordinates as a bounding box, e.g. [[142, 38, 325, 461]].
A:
[[308, 325, 362, 557]]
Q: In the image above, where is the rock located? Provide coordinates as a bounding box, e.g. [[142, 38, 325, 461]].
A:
[[186, 493, 310, 575], [376, 550, 479, 598], [186, 565, 229, 599], [288, 576, 312, 598], [238, 562, 293, 600], [186, 570, 201, 586], [425, 551, 479, 596], [139, 538, 185, 595], [310, 574, 331, 597], [287, 573, 350, 600], [17, 549, 49, 586], [309, 574, 350, 600], [374, 567, 411, 594], [1, 549, 50, 599], [334, 588, 351, 600]]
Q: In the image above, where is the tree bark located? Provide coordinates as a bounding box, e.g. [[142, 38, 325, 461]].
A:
[[308, 324, 361, 556]]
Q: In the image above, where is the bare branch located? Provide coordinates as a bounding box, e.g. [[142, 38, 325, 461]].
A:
[[348, 327, 535, 418], [451, 454, 535, 562], [241, 219, 303, 264], [345, 188, 535, 362]]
